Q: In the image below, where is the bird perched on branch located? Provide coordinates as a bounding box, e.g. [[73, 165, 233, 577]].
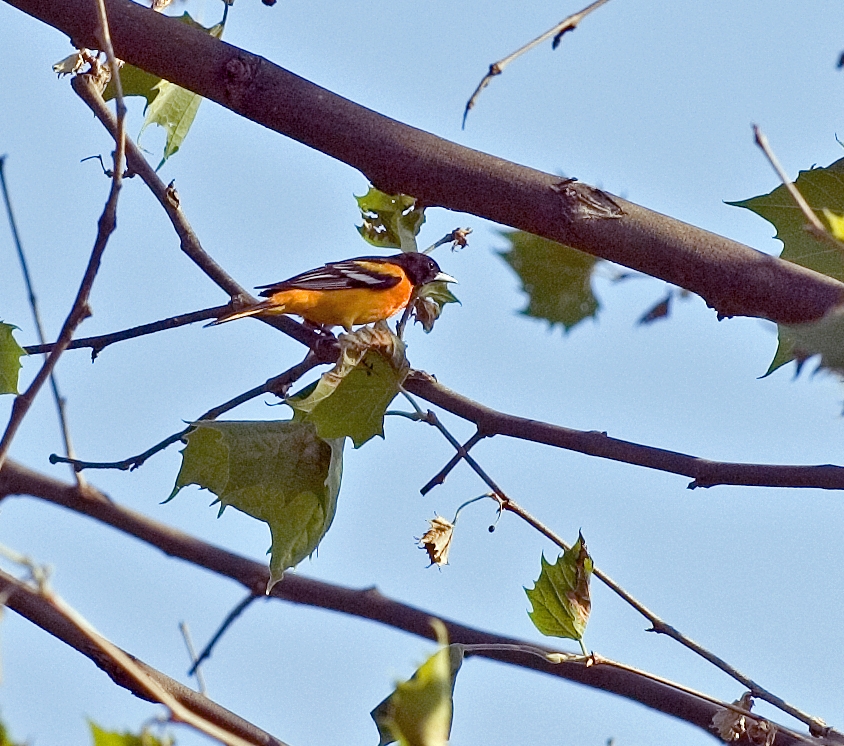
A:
[[211, 252, 457, 332]]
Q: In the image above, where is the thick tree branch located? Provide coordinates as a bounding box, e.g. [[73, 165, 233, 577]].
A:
[[0, 459, 833, 746], [0, 570, 290, 746], [404, 372, 844, 489], [5, 0, 844, 325]]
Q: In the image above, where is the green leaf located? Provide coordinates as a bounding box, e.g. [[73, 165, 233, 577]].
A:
[[0, 712, 24, 746], [498, 230, 599, 331], [371, 620, 464, 746], [89, 721, 173, 746], [104, 13, 224, 168], [104, 64, 162, 107], [525, 533, 593, 645], [141, 80, 204, 167], [356, 187, 426, 251], [0, 323, 26, 395], [168, 419, 343, 591], [762, 325, 797, 377], [411, 280, 461, 333], [287, 323, 409, 447], [729, 157, 844, 372], [778, 304, 844, 375]]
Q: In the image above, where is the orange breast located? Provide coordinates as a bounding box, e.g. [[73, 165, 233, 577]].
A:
[[265, 279, 413, 331]]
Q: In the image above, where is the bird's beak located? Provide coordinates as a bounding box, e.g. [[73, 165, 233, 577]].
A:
[[433, 271, 458, 284]]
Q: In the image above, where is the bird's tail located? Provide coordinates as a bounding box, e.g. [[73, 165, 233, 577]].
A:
[[207, 301, 275, 326]]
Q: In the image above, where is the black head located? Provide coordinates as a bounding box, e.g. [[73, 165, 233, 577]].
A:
[[390, 252, 457, 286]]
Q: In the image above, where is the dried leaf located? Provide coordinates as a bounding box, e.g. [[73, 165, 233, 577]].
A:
[[711, 692, 776, 745], [419, 516, 454, 566]]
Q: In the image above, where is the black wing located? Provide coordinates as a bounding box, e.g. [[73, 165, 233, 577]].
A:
[[256, 257, 403, 296]]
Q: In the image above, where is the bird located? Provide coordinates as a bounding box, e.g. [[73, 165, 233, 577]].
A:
[[211, 252, 457, 332]]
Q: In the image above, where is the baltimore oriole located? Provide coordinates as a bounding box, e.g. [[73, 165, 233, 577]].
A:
[[211, 252, 457, 332]]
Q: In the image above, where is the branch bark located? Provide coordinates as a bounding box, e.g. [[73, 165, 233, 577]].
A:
[[404, 372, 844, 489], [0, 459, 830, 746], [5, 0, 844, 325]]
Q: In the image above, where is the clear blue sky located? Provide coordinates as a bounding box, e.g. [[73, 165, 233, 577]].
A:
[[2, 1, 844, 745]]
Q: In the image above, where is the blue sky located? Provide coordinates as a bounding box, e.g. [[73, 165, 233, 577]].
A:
[[2, 1, 844, 745]]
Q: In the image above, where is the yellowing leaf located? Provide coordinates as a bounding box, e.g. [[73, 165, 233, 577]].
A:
[[823, 209, 844, 241], [371, 620, 464, 746], [141, 80, 204, 167], [89, 721, 173, 746], [525, 533, 593, 646], [499, 230, 599, 331], [356, 188, 426, 251], [729, 157, 844, 373], [0, 323, 26, 395], [287, 323, 409, 447], [168, 420, 343, 591]]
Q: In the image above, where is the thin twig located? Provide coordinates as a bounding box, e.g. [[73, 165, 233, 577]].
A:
[[420, 430, 486, 495], [179, 621, 207, 695], [421, 228, 472, 255], [0, 156, 84, 486], [189, 593, 260, 675], [411, 400, 831, 737], [25, 306, 228, 359], [752, 124, 844, 251], [395, 289, 417, 339], [50, 353, 320, 471], [0, 73, 126, 471], [463, 0, 615, 127]]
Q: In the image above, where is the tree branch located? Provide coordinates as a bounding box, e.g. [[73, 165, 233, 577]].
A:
[[0, 58, 125, 473], [404, 372, 844, 490], [24, 305, 228, 358], [5, 0, 844, 325], [0, 569, 290, 746], [70, 72, 325, 352], [50, 352, 320, 471], [1, 155, 84, 485], [405, 400, 831, 734], [0, 459, 834, 746]]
